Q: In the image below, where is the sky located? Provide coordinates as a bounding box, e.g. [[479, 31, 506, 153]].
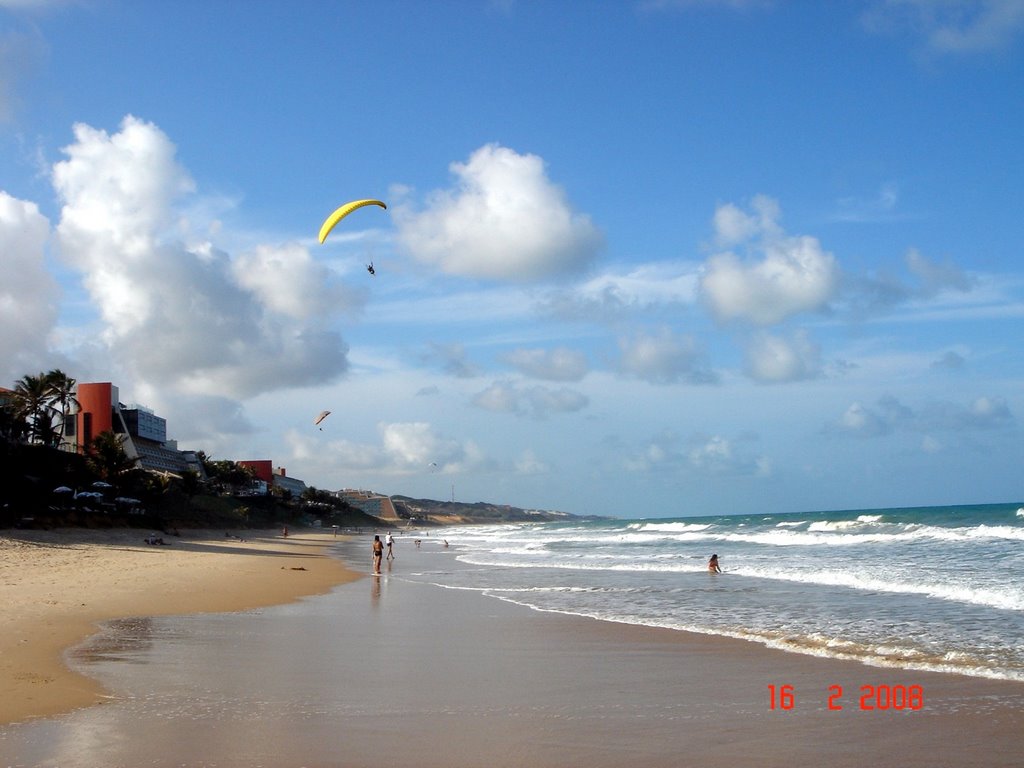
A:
[[1, 0, 1022, 518]]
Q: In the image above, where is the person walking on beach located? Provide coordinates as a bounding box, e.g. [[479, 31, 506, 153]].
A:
[[372, 535, 384, 574], [708, 553, 722, 573], [385, 532, 395, 560]]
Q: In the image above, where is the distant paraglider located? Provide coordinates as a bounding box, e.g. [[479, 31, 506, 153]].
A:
[[367, 262, 375, 276], [314, 410, 331, 431], [317, 199, 387, 244]]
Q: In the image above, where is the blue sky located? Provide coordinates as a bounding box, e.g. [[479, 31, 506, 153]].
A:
[[2, 0, 1022, 517]]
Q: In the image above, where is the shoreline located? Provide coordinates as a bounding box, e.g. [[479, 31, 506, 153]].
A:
[[0, 527, 359, 725], [1, 531, 1023, 765]]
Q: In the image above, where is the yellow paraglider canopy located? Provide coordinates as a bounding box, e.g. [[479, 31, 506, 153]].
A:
[[318, 199, 387, 244]]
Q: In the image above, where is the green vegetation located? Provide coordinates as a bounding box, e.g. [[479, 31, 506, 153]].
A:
[[2, 369, 379, 532]]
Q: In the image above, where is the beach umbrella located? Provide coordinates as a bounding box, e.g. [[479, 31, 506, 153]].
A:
[[53, 486, 73, 493]]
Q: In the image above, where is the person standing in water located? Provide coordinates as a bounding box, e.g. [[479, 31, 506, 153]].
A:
[[708, 554, 722, 573], [372, 535, 384, 574], [385, 532, 395, 560]]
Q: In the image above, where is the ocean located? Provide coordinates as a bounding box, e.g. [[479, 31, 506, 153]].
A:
[[397, 502, 1024, 682]]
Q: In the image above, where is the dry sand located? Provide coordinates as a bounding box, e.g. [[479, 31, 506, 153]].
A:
[[0, 527, 358, 725]]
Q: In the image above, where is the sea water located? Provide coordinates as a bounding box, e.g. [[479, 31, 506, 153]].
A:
[[400, 502, 1024, 681]]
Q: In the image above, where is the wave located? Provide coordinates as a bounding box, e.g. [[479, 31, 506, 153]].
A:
[[627, 522, 714, 533], [734, 566, 1024, 612], [481, 593, 1024, 683]]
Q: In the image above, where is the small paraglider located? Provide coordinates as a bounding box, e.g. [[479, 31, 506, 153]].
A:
[[314, 410, 331, 431], [367, 262, 375, 276]]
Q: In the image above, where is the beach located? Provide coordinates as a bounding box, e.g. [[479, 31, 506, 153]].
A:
[[2, 529, 1023, 767], [0, 527, 358, 725]]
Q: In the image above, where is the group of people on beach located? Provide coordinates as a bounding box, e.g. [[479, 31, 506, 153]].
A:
[[373, 532, 715, 574]]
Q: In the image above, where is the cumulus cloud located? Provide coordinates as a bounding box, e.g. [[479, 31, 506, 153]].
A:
[[624, 430, 770, 477], [744, 329, 822, 383], [687, 434, 772, 477], [905, 248, 973, 296], [0, 192, 59, 381], [233, 243, 361, 320], [931, 350, 967, 370], [841, 248, 975, 318], [472, 380, 589, 418], [286, 420, 489, 478], [617, 326, 717, 385], [422, 342, 479, 378], [712, 195, 780, 247], [50, 116, 353, 405], [829, 394, 1013, 437], [536, 261, 700, 322], [514, 449, 550, 475], [393, 143, 603, 281], [501, 347, 588, 381], [864, 0, 1024, 54], [701, 197, 839, 325]]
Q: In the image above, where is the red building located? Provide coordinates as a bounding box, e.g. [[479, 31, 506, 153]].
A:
[[69, 382, 203, 477]]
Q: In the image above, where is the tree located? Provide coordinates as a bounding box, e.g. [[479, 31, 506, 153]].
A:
[[44, 369, 80, 447], [85, 431, 138, 483], [9, 369, 81, 448], [0, 393, 28, 444], [204, 458, 257, 494], [11, 373, 57, 446]]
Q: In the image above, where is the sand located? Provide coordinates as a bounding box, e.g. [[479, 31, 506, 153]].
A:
[[0, 527, 358, 725], [2, 530, 1023, 767]]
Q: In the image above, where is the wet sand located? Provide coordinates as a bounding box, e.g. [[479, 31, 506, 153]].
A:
[[1, 533, 1023, 767], [0, 527, 358, 725]]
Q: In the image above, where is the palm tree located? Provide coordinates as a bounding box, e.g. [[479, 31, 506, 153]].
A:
[[0, 391, 28, 443], [85, 431, 138, 483], [44, 369, 79, 448], [11, 373, 56, 445]]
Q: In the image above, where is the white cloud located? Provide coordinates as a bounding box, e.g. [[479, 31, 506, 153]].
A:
[[701, 197, 839, 325], [472, 380, 589, 418], [285, 420, 489, 479], [865, 0, 1024, 54], [688, 434, 771, 477], [830, 394, 1014, 437], [905, 248, 973, 296], [514, 449, 550, 475], [0, 192, 58, 381], [49, 116, 353, 406], [624, 430, 770, 477], [744, 329, 822, 383], [233, 242, 360, 320], [617, 326, 717, 385], [712, 195, 780, 247], [380, 422, 463, 468], [537, 260, 701, 321], [931, 350, 967, 370], [393, 143, 603, 281], [422, 342, 479, 378], [501, 347, 588, 381]]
